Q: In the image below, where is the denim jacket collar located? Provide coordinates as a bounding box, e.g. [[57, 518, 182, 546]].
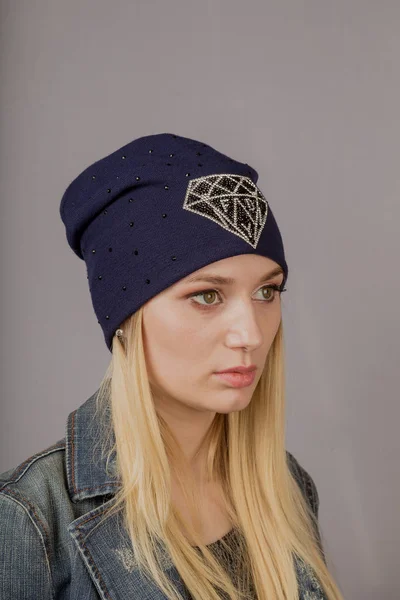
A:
[[65, 388, 121, 503], [65, 390, 183, 599]]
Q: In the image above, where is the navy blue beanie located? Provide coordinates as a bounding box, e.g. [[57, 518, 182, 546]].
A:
[[60, 132, 289, 352]]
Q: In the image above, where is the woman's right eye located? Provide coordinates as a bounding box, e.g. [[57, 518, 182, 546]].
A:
[[189, 289, 221, 306]]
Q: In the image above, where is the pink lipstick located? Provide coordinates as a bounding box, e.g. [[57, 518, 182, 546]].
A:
[[214, 365, 257, 388]]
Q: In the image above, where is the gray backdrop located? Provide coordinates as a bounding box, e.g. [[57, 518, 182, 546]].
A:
[[1, 1, 399, 598]]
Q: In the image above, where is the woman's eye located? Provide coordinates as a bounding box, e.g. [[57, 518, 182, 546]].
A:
[[193, 290, 220, 306], [189, 285, 284, 307]]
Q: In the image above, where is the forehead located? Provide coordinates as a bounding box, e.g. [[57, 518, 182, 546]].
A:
[[179, 255, 284, 286]]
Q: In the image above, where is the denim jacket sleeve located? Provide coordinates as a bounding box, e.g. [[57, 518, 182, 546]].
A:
[[0, 492, 53, 599], [286, 450, 326, 564]]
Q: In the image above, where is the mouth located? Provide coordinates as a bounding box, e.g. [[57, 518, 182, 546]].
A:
[[215, 365, 257, 375], [213, 370, 256, 388]]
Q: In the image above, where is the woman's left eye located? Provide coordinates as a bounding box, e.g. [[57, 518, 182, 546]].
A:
[[189, 284, 286, 308]]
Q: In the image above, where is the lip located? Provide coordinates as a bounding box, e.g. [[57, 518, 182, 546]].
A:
[[215, 365, 257, 374], [214, 371, 256, 388]]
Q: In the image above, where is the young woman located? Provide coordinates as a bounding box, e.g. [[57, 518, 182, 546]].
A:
[[0, 132, 344, 599]]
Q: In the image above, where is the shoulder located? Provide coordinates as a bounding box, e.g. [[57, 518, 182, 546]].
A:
[[0, 439, 67, 600], [285, 450, 320, 517], [0, 438, 66, 503], [0, 438, 68, 544]]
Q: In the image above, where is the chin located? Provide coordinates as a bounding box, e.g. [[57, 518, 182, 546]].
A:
[[215, 391, 253, 414]]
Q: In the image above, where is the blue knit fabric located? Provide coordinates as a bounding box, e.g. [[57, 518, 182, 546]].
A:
[[60, 132, 289, 351]]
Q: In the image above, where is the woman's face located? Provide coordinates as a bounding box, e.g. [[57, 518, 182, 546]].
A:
[[142, 254, 284, 424]]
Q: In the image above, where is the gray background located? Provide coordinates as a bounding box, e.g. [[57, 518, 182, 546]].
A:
[[1, 1, 399, 598]]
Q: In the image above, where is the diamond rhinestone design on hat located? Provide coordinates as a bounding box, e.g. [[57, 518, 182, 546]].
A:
[[182, 174, 268, 249]]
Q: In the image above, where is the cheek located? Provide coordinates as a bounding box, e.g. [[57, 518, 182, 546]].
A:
[[143, 318, 216, 408], [143, 308, 214, 380], [263, 316, 280, 349]]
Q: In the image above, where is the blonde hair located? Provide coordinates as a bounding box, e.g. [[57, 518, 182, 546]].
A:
[[93, 307, 344, 600]]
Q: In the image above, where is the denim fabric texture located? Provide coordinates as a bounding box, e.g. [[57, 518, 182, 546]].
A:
[[0, 389, 327, 599]]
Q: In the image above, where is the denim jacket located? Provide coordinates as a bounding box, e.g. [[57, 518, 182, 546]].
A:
[[0, 390, 327, 599]]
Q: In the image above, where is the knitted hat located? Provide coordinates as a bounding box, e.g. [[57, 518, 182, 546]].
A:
[[60, 132, 289, 352]]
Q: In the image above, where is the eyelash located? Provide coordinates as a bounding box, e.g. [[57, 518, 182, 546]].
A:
[[188, 283, 287, 309]]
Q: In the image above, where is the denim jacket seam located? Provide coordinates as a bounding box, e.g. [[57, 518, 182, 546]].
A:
[[66, 408, 79, 497], [0, 490, 54, 599], [75, 526, 113, 599], [0, 441, 65, 491]]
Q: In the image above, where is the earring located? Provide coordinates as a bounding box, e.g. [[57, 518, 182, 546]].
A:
[[115, 328, 124, 339]]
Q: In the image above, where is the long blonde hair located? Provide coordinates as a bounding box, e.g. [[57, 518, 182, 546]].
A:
[[93, 306, 344, 600]]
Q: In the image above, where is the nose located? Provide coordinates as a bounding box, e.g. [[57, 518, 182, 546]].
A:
[[226, 305, 264, 351]]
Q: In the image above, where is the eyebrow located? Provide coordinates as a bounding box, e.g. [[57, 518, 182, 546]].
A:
[[183, 266, 285, 286]]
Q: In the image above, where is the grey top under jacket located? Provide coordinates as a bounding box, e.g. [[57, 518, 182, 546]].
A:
[[0, 390, 327, 599]]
